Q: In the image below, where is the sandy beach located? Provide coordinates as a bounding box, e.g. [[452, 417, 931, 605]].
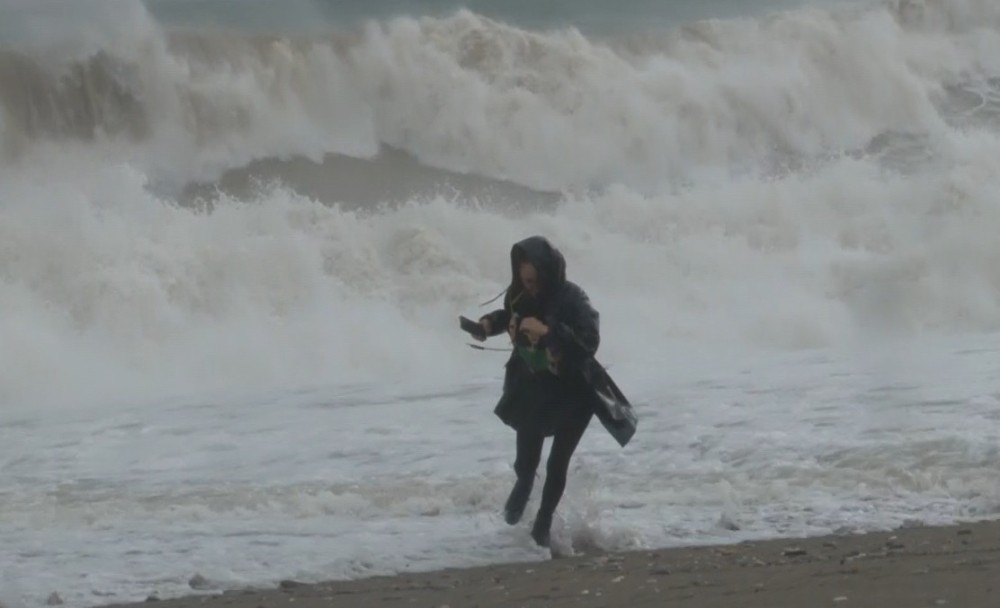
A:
[[98, 518, 1000, 608]]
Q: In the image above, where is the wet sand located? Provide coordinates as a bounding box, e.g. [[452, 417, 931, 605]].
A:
[[99, 518, 1000, 608]]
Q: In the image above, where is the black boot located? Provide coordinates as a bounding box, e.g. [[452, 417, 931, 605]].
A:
[[530, 511, 552, 547], [503, 477, 534, 525]]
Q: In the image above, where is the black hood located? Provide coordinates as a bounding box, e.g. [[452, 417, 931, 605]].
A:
[[509, 235, 566, 298]]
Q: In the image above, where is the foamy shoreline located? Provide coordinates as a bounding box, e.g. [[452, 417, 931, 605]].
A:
[[92, 518, 1000, 608]]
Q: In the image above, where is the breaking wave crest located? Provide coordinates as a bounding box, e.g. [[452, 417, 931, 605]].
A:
[[2, 0, 1000, 407]]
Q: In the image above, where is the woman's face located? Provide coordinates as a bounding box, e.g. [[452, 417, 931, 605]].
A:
[[519, 262, 540, 297]]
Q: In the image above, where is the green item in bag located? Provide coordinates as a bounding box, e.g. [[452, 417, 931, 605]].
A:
[[517, 345, 551, 372]]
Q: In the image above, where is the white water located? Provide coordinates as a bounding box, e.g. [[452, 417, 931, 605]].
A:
[[3, 0, 1000, 606]]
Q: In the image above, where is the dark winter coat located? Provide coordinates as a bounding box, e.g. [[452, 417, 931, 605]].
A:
[[480, 236, 637, 447]]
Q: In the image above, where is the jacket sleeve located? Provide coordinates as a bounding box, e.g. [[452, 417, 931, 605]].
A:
[[479, 292, 512, 337], [545, 285, 599, 363]]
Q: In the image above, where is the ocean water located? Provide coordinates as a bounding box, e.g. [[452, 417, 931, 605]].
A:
[[3, 0, 1000, 605]]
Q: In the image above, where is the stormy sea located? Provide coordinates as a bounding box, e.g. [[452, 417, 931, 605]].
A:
[[2, 0, 1000, 605]]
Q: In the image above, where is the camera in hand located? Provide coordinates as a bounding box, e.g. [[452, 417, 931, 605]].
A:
[[459, 315, 487, 340]]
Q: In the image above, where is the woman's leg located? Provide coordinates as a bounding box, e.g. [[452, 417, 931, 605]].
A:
[[531, 409, 593, 545], [505, 430, 544, 524], [514, 430, 545, 479]]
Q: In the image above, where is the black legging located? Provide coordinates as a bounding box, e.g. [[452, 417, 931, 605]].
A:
[[513, 407, 593, 518]]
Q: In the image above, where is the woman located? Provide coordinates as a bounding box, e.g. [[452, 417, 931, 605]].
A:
[[476, 236, 637, 547]]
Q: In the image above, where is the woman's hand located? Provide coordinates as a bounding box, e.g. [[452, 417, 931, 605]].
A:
[[475, 317, 492, 341], [519, 317, 549, 344]]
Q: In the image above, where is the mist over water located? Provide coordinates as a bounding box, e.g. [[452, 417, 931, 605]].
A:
[[2, 0, 1000, 405], [3, 0, 1000, 605]]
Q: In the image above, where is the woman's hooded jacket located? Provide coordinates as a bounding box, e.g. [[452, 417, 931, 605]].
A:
[[481, 236, 637, 447]]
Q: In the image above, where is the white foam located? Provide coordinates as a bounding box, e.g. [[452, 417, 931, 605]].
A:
[[3, 0, 1000, 190], [4, 127, 1000, 406]]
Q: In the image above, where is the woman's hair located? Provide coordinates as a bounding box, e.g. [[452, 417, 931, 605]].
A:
[[507, 256, 534, 304]]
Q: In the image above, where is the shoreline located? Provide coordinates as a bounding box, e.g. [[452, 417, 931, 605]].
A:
[[95, 517, 1000, 608]]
